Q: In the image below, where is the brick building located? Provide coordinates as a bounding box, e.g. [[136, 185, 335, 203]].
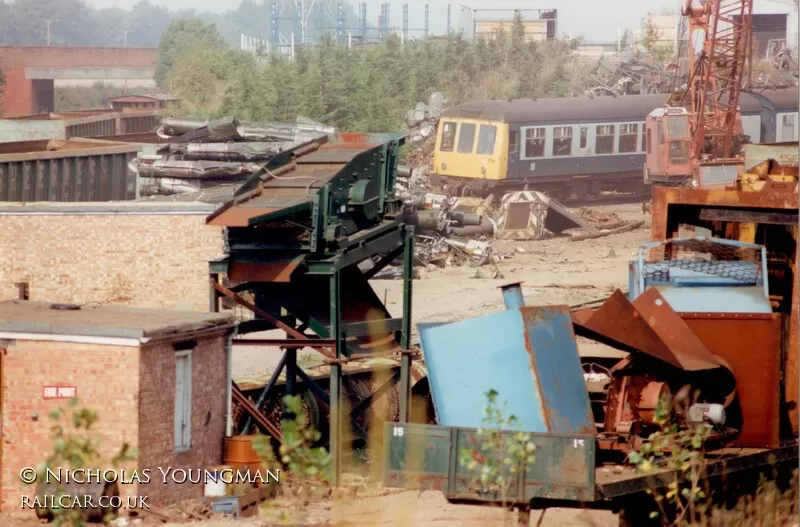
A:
[[0, 47, 158, 117], [0, 201, 224, 312], [0, 299, 236, 511]]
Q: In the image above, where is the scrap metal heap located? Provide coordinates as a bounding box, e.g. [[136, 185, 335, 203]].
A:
[[129, 115, 335, 196], [205, 130, 433, 484], [382, 142, 799, 517], [582, 53, 686, 98]]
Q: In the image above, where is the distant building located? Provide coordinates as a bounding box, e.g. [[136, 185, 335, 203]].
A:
[[107, 94, 180, 111], [634, 14, 680, 53], [732, 13, 789, 59], [475, 11, 557, 42]]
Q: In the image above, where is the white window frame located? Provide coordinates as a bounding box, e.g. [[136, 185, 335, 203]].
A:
[[778, 112, 798, 142], [520, 126, 548, 160], [551, 125, 574, 157], [174, 349, 193, 452], [594, 123, 617, 155], [617, 122, 640, 154]]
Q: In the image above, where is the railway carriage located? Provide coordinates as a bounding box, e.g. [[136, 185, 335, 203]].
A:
[[430, 87, 798, 201]]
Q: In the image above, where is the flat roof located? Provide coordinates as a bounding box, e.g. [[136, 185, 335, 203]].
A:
[[0, 300, 234, 340]]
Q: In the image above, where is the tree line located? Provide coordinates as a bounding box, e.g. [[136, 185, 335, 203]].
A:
[[157, 17, 585, 133]]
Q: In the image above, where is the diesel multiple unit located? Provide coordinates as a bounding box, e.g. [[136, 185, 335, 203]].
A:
[[431, 87, 798, 201]]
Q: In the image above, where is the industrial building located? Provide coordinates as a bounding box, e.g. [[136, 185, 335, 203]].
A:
[[0, 300, 235, 510]]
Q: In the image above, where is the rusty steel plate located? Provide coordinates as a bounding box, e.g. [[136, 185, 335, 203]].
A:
[[574, 289, 721, 371], [682, 313, 782, 448]]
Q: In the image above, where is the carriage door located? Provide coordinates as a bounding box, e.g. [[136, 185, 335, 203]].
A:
[[576, 125, 590, 156]]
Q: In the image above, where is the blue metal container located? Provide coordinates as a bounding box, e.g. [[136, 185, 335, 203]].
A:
[[418, 289, 595, 435]]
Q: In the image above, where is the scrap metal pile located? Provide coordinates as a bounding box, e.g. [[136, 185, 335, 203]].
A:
[[395, 92, 445, 204], [130, 115, 334, 196], [582, 53, 685, 97]]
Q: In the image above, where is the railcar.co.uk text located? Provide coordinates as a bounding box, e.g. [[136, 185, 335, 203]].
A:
[[19, 466, 281, 486]]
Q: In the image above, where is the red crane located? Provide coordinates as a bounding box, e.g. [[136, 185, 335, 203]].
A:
[[644, 0, 753, 187]]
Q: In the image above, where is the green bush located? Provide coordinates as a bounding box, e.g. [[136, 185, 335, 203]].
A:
[[33, 398, 137, 527]]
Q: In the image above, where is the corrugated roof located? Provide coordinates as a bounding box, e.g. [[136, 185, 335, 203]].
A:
[[439, 90, 791, 123], [0, 300, 234, 340]]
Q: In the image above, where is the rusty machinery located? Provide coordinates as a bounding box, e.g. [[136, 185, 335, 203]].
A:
[[206, 132, 434, 484], [382, 142, 799, 524], [644, 0, 753, 186]]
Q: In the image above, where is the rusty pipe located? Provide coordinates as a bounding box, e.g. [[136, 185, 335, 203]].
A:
[[499, 282, 525, 310]]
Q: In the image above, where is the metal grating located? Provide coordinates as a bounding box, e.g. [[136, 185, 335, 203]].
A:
[[642, 237, 764, 286]]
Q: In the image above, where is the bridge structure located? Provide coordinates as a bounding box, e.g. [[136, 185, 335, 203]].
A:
[[0, 47, 158, 117]]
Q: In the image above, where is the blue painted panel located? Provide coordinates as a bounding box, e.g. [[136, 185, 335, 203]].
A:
[[418, 305, 594, 436], [655, 286, 773, 314], [418, 310, 547, 432], [522, 307, 595, 434]]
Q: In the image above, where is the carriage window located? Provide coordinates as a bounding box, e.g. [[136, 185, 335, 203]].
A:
[[552, 126, 573, 156], [476, 125, 497, 155], [781, 114, 796, 141], [457, 123, 477, 153], [524, 127, 546, 158], [508, 130, 518, 154], [440, 121, 456, 152], [641, 123, 646, 151], [579, 126, 588, 149], [619, 123, 638, 153], [595, 124, 615, 154], [646, 129, 652, 154]]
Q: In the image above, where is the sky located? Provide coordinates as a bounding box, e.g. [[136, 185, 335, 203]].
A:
[[84, 0, 799, 43]]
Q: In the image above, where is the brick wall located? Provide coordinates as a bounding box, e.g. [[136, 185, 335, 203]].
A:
[[137, 333, 230, 505], [1, 340, 140, 512], [0, 206, 224, 312], [0, 67, 32, 117], [0, 47, 158, 69]]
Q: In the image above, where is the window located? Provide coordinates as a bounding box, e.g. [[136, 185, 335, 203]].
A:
[[524, 127, 546, 158], [657, 122, 664, 144], [619, 123, 638, 153], [667, 115, 689, 138], [641, 123, 646, 151], [440, 121, 456, 152], [646, 128, 652, 154], [552, 126, 573, 156], [579, 126, 588, 149], [476, 125, 497, 155], [508, 130, 518, 154], [595, 124, 615, 154], [457, 123, 477, 153], [669, 141, 689, 165], [781, 114, 796, 142], [174, 350, 192, 451]]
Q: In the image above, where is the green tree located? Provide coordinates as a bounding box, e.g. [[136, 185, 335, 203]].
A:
[[641, 15, 675, 66], [155, 19, 227, 88]]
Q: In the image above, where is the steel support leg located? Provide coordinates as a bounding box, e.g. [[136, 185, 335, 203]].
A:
[[399, 226, 414, 423], [328, 267, 343, 487]]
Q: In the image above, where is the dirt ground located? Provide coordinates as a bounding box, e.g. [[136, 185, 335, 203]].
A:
[[1, 203, 648, 527]]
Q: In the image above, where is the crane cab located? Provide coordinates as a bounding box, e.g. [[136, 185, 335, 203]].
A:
[[644, 107, 692, 185]]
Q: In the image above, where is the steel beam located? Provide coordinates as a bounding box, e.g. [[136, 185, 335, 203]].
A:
[[329, 265, 343, 486], [399, 226, 414, 423]]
